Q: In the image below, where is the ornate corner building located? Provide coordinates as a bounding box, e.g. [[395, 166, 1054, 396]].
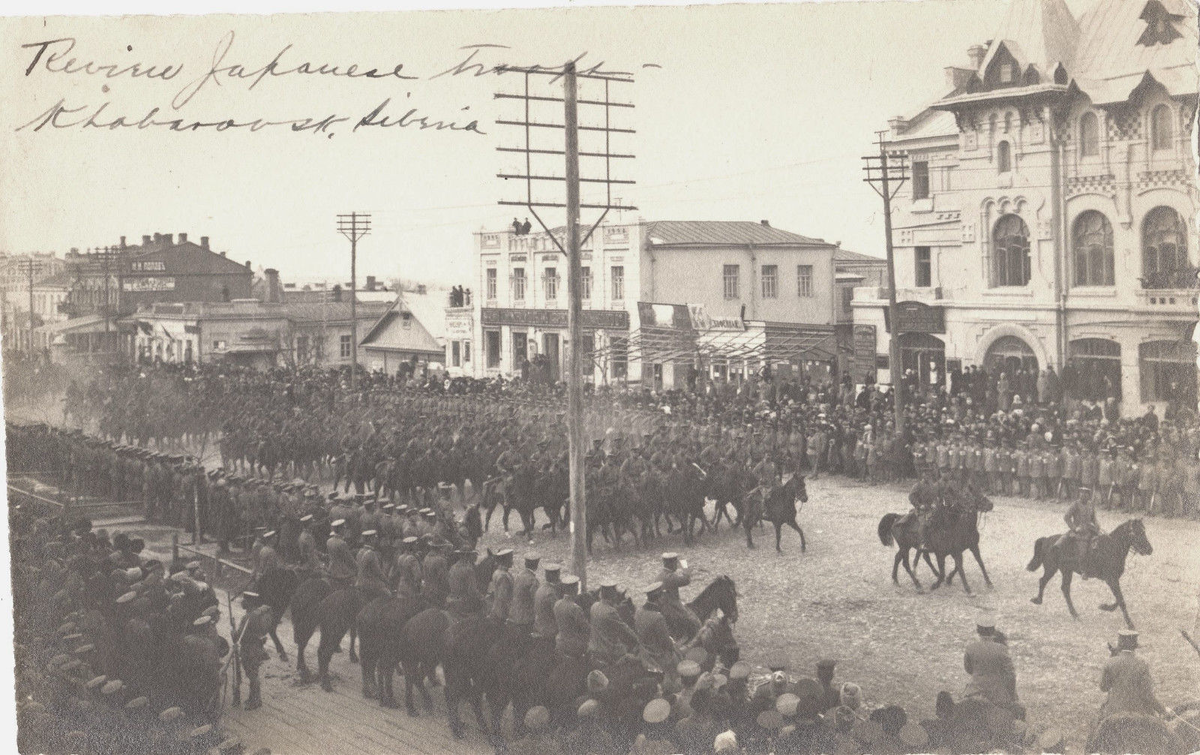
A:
[[854, 0, 1198, 416]]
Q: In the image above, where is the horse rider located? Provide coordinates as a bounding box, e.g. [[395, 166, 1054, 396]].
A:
[[254, 530, 283, 583], [394, 537, 423, 599], [904, 473, 939, 549], [447, 548, 483, 617], [509, 553, 540, 635], [1064, 487, 1102, 579], [588, 581, 639, 668], [533, 563, 561, 641], [355, 530, 391, 601], [963, 615, 1020, 715], [1099, 630, 1165, 720], [236, 591, 274, 711], [635, 582, 681, 693], [421, 540, 451, 608], [296, 515, 322, 579], [326, 519, 357, 591], [488, 548, 515, 622], [656, 553, 702, 641], [554, 575, 589, 659]]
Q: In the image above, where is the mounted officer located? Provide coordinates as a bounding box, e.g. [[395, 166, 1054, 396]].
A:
[[355, 530, 391, 601], [656, 553, 701, 641], [588, 581, 638, 667], [446, 548, 483, 618], [325, 519, 356, 590], [1064, 487, 1102, 579], [394, 537, 423, 599]]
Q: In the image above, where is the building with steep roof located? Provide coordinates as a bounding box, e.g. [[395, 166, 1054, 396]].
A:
[[467, 219, 844, 388], [855, 0, 1198, 414]]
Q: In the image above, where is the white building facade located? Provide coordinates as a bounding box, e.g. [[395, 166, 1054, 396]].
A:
[[468, 219, 840, 388], [854, 0, 1198, 415]]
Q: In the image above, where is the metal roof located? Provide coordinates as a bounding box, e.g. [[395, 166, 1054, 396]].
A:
[[642, 221, 828, 247], [977, 0, 1080, 77], [278, 301, 390, 324], [1072, 0, 1198, 103], [358, 295, 443, 355]]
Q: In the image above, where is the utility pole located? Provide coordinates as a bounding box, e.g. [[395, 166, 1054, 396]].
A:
[[337, 213, 371, 392], [102, 247, 111, 346], [563, 64, 587, 587], [863, 131, 909, 440], [496, 64, 636, 591]]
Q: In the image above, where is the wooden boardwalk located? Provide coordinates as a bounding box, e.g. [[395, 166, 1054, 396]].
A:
[[218, 597, 494, 755]]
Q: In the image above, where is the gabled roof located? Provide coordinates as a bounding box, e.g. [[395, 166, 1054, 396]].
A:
[[1072, 0, 1198, 104], [358, 295, 442, 355], [978, 0, 1080, 79], [834, 248, 886, 265], [642, 221, 828, 247], [280, 300, 390, 324]]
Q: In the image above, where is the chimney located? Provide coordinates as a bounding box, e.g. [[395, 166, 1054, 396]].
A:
[[142, 235, 151, 246], [153, 233, 161, 243], [968, 44, 987, 70], [944, 67, 974, 90], [245, 260, 252, 269], [332, 284, 343, 303], [163, 233, 173, 245], [265, 268, 281, 303], [366, 275, 376, 291], [220, 251, 226, 257], [889, 116, 909, 133], [200, 236, 210, 250], [760, 220, 770, 227], [120, 236, 127, 249], [178, 233, 188, 244]]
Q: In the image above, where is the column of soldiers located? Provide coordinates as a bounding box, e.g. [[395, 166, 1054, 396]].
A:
[[909, 430, 1195, 516]]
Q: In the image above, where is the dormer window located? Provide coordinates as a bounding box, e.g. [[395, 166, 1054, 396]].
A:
[[1000, 64, 1014, 84], [1138, 0, 1183, 46]]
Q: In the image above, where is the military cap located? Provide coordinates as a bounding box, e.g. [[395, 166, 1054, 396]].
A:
[[728, 661, 751, 681], [578, 698, 601, 718], [768, 657, 789, 672], [202, 605, 220, 618], [776, 693, 801, 717], [496, 548, 513, 558], [116, 591, 137, 604], [101, 679, 123, 695], [524, 706, 551, 732], [381, 504, 394, 512], [975, 613, 996, 631], [159, 706, 184, 722], [61, 659, 83, 673], [85, 675, 107, 690], [524, 552, 541, 564], [560, 575, 580, 587], [543, 563, 561, 576], [254, 527, 268, 534], [124, 567, 142, 581], [644, 581, 665, 596], [677, 660, 701, 679], [300, 514, 313, 523], [125, 696, 149, 710], [817, 659, 837, 672], [330, 518, 346, 528], [191, 724, 214, 739], [74, 644, 95, 655], [643, 698, 671, 725], [586, 669, 608, 692], [361, 529, 378, 538], [661, 552, 680, 562], [421, 508, 437, 518], [396, 505, 410, 513], [243, 591, 261, 600], [685, 646, 707, 664], [402, 536, 419, 546], [328, 492, 340, 501], [193, 615, 213, 627]]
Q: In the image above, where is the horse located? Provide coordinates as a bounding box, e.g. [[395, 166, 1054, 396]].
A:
[[922, 491, 994, 594], [664, 466, 709, 545], [751, 474, 808, 552], [1027, 518, 1153, 629], [316, 588, 369, 692], [248, 566, 300, 662], [663, 575, 738, 641], [288, 576, 336, 682], [1087, 712, 1186, 755], [682, 612, 739, 671], [878, 512, 940, 591], [397, 607, 449, 716], [355, 593, 424, 707], [442, 614, 505, 741]]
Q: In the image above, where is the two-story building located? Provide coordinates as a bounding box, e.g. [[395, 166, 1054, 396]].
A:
[[469, 219, 842, 388], [855, 0, 1198, 414]]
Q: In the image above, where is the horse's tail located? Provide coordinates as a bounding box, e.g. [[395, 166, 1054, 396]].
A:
[[1026, 538, 1044, 572], [878, 513, 900, 547]]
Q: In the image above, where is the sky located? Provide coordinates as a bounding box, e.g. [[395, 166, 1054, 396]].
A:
[[0, 0, 1100, 286]]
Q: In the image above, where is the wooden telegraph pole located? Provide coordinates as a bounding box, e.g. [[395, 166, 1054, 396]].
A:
[[337, 213, 371, 392], [496, 63, 636, 591], [863, 132, 909, 439]]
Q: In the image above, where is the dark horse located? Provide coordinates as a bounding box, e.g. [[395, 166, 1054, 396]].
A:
[[661, 574, 739, 641], [251, 566, 300, 661], [1027, 518, 1152, 629], [879, 488, 994, 594], [743, 474, 808, 552], [355, 593, 424, 708]]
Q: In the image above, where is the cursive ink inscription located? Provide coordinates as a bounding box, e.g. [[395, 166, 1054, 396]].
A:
[[172, 32, 418, 109], [15, 98, 485, 138], [22, 37, 182, 81]]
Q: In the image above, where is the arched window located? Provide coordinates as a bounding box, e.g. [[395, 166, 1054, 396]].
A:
[[1151, 104, 1173, 151], [992, 214, 1030, 287], [1079, 112, 1099, 157], [985, 335, 1038, 378], [1139, 340, 1197, 403], [1072, 211, 1114, 286], [997, 141, 1012, 173], [1142, 206, 1189, 288]]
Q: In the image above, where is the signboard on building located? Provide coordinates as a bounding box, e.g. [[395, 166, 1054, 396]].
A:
[[688, 304, 744, 332], [445, 309, 473, 338], [123, 277, 176, 292], [480, 307, 628, 330], [853, 324, 876, 383], [884, 301, 945, 334], [637, 302, 693, 330]]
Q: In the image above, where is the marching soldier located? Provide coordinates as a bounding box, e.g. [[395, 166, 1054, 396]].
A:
[[488, 549, 515, 622], [509, 553, 540, 634], [532, 563, 561, 640], [236, 592, 274, 711]]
